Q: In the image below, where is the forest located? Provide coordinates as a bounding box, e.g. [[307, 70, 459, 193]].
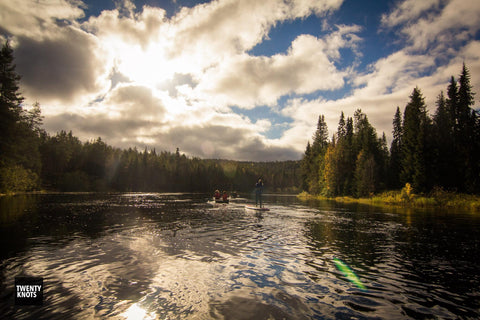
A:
[[0, 42, 300, 194], [301, 64, 479, 197]]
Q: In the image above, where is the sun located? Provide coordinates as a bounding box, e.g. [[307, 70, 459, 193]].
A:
[[115, 41, 178, 88]]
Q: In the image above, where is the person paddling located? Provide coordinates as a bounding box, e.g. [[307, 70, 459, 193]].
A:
[[255, 178, 264, 208]]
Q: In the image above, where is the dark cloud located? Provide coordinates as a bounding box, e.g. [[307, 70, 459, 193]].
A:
[[14, 27, 107, 104], [45, 113, 153, 139]]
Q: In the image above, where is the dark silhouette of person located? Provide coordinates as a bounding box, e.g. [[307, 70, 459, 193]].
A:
[[255, 178, 264, 207]]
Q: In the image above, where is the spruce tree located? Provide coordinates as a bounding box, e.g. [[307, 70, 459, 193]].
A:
[[309, 115, 329, 194], [0, 41, 24, 164], [401, 87, 430, 192], [311, 115, 329, 155], [446, 76, 459, 139], [457, 63, 477, 192], [389, 107, 403, 189]]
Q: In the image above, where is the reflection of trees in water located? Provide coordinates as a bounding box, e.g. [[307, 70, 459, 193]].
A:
[[0, 194, 37, 225]]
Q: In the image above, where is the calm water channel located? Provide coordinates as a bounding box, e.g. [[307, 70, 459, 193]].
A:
[[0, 193, 479, 319]]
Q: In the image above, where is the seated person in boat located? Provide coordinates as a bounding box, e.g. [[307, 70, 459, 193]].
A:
[[214, 190, 221, 200], [222, 191, 229, 201]]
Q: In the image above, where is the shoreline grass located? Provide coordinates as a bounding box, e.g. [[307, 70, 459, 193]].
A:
[[297, 187, 480, 212]]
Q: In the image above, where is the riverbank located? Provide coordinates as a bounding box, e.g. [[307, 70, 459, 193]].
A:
[[297, 186, 480, 212]]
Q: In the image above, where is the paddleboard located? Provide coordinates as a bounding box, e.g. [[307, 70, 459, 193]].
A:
[[245, 205, 270, 211]]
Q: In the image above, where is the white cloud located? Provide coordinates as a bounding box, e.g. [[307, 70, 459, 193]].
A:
[[380, 0, 441, 28], [382, 0, 480, 52], [195, 25, 362, 108], [0, 0, 85, 39], [84, 4, 167, 49]]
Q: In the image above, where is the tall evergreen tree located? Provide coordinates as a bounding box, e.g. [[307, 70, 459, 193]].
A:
[[0, 41, 24, 164], [457, 63, 477, 192], [311, 115, 329, 154], [446, 76, 459, 139], [389, 107, 403, 189], [401, 87, 430, 192], [309, 115, 329, 194], [337, 111, 346, 139]]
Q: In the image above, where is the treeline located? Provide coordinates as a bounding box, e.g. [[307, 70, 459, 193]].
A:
[[0, 41, 300, 194], [301, 64, 479, 197], [39, 132, 300, 193]]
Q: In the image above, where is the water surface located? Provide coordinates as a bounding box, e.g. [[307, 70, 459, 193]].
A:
[[0, 193, 479, 319]]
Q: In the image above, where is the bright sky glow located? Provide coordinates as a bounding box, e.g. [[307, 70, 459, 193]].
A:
[[1, 0, 479, 161]]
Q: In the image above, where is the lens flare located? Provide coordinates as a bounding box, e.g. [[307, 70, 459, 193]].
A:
[[333, 258, 367, 291]]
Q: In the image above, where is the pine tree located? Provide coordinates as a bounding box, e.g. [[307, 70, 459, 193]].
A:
[[401, 87, 430, 192], [446, 76, 459, 139], [457, 63, 477, 192], [337, 111, 346, 139], [0, 41, 24, 164], [311, 115, 329, 154], [389, 107, 403, 189]]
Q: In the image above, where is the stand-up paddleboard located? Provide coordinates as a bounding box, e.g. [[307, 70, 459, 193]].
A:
[[245, 205, 270, 211]]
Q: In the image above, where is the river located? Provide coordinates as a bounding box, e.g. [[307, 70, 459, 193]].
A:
[[0, 193, 479, 319]]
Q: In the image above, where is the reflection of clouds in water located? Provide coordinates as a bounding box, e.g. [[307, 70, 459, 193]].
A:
[[8, 227, 170, 318], [121, 302, 155, 320]]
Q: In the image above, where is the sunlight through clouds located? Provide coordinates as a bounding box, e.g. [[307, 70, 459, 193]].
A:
[[1, 0, 479, 160]]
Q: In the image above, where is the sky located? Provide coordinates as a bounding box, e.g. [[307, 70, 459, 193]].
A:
[[1, 0, 480, 161]]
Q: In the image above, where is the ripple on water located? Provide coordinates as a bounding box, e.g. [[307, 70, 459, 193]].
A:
[[1, 193, 479, 319]]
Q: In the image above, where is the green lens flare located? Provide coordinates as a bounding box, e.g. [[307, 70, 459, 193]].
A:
[[333, 258, 367, 291]]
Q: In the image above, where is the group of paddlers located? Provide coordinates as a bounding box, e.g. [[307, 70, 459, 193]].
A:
[[213, 178, 264, 207], [214, 190, 229, 201]]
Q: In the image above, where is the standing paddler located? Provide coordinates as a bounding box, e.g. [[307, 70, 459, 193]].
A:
[[255, 178, 264, 208]]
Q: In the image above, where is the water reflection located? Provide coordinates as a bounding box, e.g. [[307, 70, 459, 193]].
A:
[[0, 193, 479, 319]]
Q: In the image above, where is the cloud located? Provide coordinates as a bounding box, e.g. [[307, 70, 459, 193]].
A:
[[14, 27, 110, 106], [165, 0, 344, 80], [381, 0, 480, 52], [0, 0, 85, 38], [104, 84, 167, 119], [195, 25, 362, 108], [380, 0, 441, 28], [84, 4, 167, 49], [170, 0, 343, 56]]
